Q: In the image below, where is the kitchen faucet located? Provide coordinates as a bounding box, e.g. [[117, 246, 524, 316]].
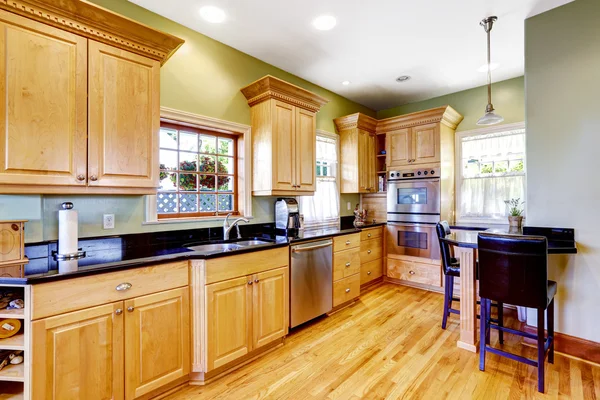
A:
[[223, 213, 249, 240]]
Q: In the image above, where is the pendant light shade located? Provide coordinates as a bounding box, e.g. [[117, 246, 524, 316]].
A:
[[477, 16, 504, 126]]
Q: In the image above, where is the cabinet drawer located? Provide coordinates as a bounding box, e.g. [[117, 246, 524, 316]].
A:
[[333, 274, 360, 307], [333, 233, 360, 252], [333, 248, 360, 281], [32, 261, 189, 320], [361, 259, 383, 285], [387, 258, 441, 287], [360, 237, 383, 263], [360, 227, 382, 241]]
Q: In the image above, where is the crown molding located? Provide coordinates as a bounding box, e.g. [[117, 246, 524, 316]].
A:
[[376, 106, 464, 133], [333, 113, 378, 133], [241, 75, 329, 113], [0, 0, 184, 65]]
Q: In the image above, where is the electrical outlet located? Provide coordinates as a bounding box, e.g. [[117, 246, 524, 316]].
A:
[[347, 202, 352, 211], [103, 214, 115, 229]]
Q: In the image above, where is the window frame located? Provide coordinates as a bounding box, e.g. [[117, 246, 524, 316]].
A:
[[145, 107, 252, 224], [455, 121, 526, 225], [158, 122, 239, 219]]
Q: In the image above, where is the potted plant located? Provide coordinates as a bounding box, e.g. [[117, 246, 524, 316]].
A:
[[504, 198, 524, 228]]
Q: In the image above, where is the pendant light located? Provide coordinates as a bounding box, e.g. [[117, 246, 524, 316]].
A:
[[477, 16, 504, 126]]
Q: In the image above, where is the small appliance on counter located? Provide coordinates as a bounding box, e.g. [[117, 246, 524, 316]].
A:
[[275, 198, 300, 237], [54, 202, 86, 272]]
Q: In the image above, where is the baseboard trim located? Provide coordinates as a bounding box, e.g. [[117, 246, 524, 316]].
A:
[[523, 324, 600, 365]]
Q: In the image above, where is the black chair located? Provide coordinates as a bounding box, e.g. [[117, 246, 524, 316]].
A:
[[436, 221, 460, 329], [478, 233, 556, 393]]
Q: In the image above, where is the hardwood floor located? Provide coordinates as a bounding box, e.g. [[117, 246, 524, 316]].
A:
[[167, 283, 600, 399]]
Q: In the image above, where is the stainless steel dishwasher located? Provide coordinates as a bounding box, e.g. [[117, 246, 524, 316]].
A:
[[290, 238, 333, 328]]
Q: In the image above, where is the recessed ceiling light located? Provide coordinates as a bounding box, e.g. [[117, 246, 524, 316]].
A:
[[312, 15, 337, 31], [477, 63, 499, 72], [342, 80, 351, 85], [396, 75, 411, 83], [199, 6, 226, 23]]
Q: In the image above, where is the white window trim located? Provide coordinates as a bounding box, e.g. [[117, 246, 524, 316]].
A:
[[455, 121, 526, 225], [298, 129, 340, 229], [144, 107, 252, 224]]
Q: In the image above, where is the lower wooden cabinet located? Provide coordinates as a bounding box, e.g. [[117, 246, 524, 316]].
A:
[[253, 267, 289, 349], [387, 257, 442, 288], [32, 287, 190, 400], [332, 233, 361, 308], [360, 227, 384, 288]]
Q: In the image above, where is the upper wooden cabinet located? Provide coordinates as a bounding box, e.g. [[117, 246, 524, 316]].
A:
[[334, 113, 378, 193], [0, 0, 183, 194], [241, 75, 328, 196], [379, 106, 463, 168]]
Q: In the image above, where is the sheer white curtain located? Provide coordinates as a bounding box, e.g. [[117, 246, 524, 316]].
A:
[[458, 127, 526, 222], [299, 134, 339, 227]]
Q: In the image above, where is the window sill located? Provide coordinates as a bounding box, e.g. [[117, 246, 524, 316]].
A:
[[143, 215, 254, 226]]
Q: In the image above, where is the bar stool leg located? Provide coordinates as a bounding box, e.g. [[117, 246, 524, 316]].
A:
[[537, 307, 546, 393], [479, 297, 487, 371], [548, 298, 555, 364], [498, 302, 504, 344], [442, 275, 451, 329], [485, 299, 491, 345]]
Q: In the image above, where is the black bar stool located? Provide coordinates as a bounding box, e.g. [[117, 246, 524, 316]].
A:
[[478, 232, 556, 393]]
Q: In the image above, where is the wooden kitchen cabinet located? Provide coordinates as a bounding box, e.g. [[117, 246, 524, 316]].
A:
[[387, 128, 411, 166], [0, 0, 183, 194], [360, 226, 384, 287], [32, 302, 124, 400], [0, 10, 88, 188], [241, 75, 328, 196], [88, 41, 160, 189], [252, 267, 289, 349], [334, 113, 379, 193], [124, 288, 190, 400], [332, 233, 361, 308]]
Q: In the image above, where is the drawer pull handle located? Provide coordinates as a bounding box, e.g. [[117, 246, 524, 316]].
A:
[[345, 262, 351, 267], [367, 233, 371, 237], [345, 288, 350, 293], [367, 249, 372, 254], [409, 270, 415, 275], [127, 306, 134, 312], [345, 240, 351, 245], [367, 271, 372, 275], [248, 281, 253, 285], [115, 308, 123, 315], [115, 282, 132, 291], [77, 174, 85, 182], [89, 175, 98, 181]]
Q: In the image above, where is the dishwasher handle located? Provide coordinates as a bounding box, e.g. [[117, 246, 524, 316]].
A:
[[291, 242, 332, 253]]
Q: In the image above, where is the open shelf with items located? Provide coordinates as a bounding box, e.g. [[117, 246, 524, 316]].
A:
[[0, 284, 30, 400], [375, 133, 387, 193]]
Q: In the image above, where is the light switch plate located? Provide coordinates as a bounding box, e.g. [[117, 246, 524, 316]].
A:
[[347, 202, 352, 211], [103, 214, 115, 229]]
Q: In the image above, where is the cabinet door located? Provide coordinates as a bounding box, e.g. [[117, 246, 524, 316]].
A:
[[32, 303, 124, 400], [367, 133, 377, 192], [0, 11, 87, 187], [387, 128, 411, 167], [357, 130, 369, 192], [124, 288, 190, 400], [271, 100, 296, 191], [295, 108, 316, 192], [88, 41, 160, 188], [206, 276, 252, 371], [253, 266, 289, 349], [412, 123, 440, 164]]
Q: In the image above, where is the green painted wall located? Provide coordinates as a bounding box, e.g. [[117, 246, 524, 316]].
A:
[[0, 0, 371, 242], [377, 76, 525, 132], [525, 0, 600, 342]]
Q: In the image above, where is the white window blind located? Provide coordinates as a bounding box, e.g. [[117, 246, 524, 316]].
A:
[[299, 134, 339, 227], [457, 125, 526, 223]]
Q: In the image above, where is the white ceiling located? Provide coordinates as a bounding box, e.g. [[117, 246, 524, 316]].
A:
[[130, 0, 573, 111]]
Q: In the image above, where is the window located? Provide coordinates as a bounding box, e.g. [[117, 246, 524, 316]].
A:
[[298, 133, 339, 227], [157, 122, 238, 218], [456, 123, 526, 223]]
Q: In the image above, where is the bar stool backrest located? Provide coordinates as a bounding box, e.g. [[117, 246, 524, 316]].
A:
[[436, 221, 454, 275]]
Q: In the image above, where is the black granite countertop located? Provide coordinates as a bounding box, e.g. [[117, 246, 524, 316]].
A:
[[0, 221, 387, 285]]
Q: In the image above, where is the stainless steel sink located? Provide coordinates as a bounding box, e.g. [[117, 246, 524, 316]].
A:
[[235, 239, 272, 246], [187, 243, 243, 253]]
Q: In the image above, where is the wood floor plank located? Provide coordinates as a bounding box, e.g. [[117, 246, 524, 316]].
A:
[[166, 284, 600, 400]]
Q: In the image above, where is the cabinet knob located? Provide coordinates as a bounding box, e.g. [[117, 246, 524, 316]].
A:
[[254, 279, 259, 283], [127, 306, 134, 312], [89, 175, 98, 181], [115, 308, 123, 315], [345, 240, 351, 245], [345, 288, 351, 293], [115, 282, 132, 291], [345, 262, 351, 267], [367, 271, 372, 275], [367, 249, 372, 254], [77, 174, 85, 181], [409, 270, 415, 275], [367, 233, 371, 238], [248, 280, 253, 285]]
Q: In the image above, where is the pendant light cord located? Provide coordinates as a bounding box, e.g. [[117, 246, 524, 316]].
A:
[[486, 26, 492, 108]]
